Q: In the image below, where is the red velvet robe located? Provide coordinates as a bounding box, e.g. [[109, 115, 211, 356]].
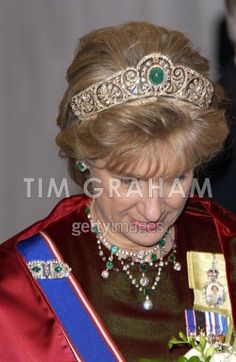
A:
[[0, 195, 236, 361]]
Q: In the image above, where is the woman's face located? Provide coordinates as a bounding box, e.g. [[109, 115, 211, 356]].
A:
[[88, 157, 193, 249]]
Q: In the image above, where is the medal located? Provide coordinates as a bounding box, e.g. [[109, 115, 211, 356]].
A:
[[203, 254, 226, 308], [185, 309, 229, 338]]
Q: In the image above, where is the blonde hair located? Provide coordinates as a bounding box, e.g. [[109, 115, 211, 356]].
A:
[[56, 21, 228, 187]]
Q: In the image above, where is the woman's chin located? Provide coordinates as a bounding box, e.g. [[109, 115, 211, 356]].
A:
[[124, 231, 164, 248]]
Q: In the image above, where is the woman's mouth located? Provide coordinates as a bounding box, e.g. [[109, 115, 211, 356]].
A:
[[129, 217, 164, 232]]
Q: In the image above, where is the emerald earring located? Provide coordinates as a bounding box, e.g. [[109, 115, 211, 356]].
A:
[[75, 160, 89, 172]]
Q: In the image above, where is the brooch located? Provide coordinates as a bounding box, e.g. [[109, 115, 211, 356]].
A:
[[27, 259, 72, 279]]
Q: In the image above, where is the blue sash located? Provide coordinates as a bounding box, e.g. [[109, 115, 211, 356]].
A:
[[17, 232, 124, 362]]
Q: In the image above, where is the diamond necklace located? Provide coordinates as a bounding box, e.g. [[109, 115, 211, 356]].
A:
[[85, 207, 181, 310]]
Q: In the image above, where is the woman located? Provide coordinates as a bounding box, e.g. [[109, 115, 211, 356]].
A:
[[0, 22, 235, 361]]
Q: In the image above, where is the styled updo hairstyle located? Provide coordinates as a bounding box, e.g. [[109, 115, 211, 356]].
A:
[[56, 21, 228, 188]]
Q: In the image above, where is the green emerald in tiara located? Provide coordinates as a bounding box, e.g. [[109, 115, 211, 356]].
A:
[[149, 67, 165, 85]]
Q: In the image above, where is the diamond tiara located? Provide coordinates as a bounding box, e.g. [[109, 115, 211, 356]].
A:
[[70, 52, 214, 119]]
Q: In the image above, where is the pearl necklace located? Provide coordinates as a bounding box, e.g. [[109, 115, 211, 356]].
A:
[[86, 207, 181, 310]]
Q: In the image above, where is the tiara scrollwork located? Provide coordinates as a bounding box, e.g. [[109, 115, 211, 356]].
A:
[[70, 53, 214, 119]]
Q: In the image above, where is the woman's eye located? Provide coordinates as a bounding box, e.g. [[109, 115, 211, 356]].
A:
[[178, 173, 187, 181], [178, 171, 192, 182]]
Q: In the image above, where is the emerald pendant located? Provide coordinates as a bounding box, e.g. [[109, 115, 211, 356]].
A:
[[144, 288, 153, 296], [106, 261, 114, 270], [169, 254, 176, 262], [140, 263, 149, 272], [151, 253, 157, 261]]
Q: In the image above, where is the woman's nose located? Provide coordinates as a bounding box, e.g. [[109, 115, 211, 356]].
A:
[[138, 194, 163, 222]]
